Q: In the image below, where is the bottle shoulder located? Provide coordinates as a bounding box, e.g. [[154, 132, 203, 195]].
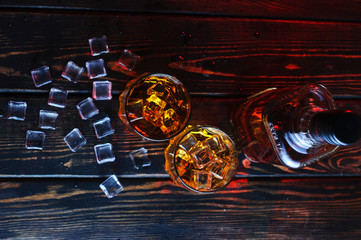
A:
[[232, 84, 339, 168]]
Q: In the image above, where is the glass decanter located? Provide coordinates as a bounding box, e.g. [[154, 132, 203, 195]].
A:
[[231, 84, 361, 168]]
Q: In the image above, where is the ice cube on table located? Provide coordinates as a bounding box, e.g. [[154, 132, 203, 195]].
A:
[[92, 116, 115, 139], [7, 101, 27, 121], [89, 35, 109, 56], [94, 143, 115, 164], [129, 147, 151, 169], [48, 88, 68, 108], [39, 110, 58, 130], [31, 65, 52, 87], [100, 175, 124, 198], [62, 61, 84, 83], [26, 130, 46, 150], [86, 59, 107, 79], [64, 128, 87, 152], [117, 49, 140, 71], [77, 97, 99, 120], [92, 81, 112, 100]]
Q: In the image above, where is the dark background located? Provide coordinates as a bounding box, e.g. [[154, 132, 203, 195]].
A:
[[1, 1, 361, 239]]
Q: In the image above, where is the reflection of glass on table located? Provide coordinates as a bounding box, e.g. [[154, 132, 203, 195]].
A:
[[165, 125, 238, 193], [119, 73, 191, 141]]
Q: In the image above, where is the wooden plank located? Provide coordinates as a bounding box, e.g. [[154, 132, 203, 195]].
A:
[[0, 94, 361, 177], [1, 177, 361, 239], [1, 0, 361, 22], [1, 13, 361, 96]]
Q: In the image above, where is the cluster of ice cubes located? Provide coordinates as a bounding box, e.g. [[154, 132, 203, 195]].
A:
[[176, 129, 234, 191], [3, 35, 145, 198]]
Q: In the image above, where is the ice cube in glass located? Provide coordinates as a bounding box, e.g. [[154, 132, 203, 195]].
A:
[[26, 130, 46, 150], [99, 175, 124, 198], [129, 147, 151, 169], [179, 133, 197, 152], [93, 116, 115, 139], [93, 81, 112, 100], [117, 49, 140, 71], [142, 94, 166, 123], [39, 110, 58, 130], [7, 101, 27, 121], [31, 65, 52, 87], [89, 35, 109, 56], [64, 128, 87, 152], [48, 88, 68, 108], [94, 143, 115, 164], [62, 61, 84, 83], [86, 59, 107, 79], [77, 97, 99, 120]]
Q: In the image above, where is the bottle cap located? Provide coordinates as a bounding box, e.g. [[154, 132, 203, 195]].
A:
[[311, 111, 361, 146]]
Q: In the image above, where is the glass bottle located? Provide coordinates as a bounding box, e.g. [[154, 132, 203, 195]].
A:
[[231, 83, 361, 168]]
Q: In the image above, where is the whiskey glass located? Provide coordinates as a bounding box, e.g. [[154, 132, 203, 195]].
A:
[[165, 125, 238, 193], [119, 73, 191, 141]]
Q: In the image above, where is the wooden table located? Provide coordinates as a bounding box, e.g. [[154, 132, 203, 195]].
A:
[[1, 1, 361, 239]]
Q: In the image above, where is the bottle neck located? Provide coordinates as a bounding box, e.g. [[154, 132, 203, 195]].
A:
[[310, 111, 361, 146]]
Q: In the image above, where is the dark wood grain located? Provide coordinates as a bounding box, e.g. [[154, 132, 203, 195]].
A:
[[0, 94, 360, 177], [1, 13, 361, 96], [1, 0, 361, 22], [1, 177, 361, 239]]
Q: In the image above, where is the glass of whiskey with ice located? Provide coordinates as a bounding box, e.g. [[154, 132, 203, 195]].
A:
[[119, 73, 191, 141], [164, 125, 238, 193]]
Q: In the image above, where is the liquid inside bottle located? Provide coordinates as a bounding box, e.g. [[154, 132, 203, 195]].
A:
[[231, 84, 361, 168]]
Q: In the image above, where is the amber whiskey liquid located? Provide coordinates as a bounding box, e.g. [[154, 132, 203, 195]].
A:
[[165, 126, 238, 193], [119, 73, 191, 141], [231, 84, 361, 168]]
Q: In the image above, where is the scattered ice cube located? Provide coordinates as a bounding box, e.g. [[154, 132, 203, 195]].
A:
[[0, 107, 4, 118], [77, 97, 99, 120], [39, 110, 58, 130], [99, 175, 124, 198], [25, 130, 46, 150], [31, 65, 52, 87], [48, 88, 68, 108], [92, 80, 112, 100], [86, 59, 107, 79], [94, 143, 115, 164], [89, 35, 109, 56], [62, 61, 84, 83], [7, 101, 27, 121], [179, 133, 197, 152], [92, 116, 115, 139], [64, 128, 87, 152], [129, 147, 151, 169], [117, 49, 140, 71]]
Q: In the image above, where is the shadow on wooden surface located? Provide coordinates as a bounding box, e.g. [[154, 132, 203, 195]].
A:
[[1, 177, 361, 239], [1, 12, 361, 95]]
